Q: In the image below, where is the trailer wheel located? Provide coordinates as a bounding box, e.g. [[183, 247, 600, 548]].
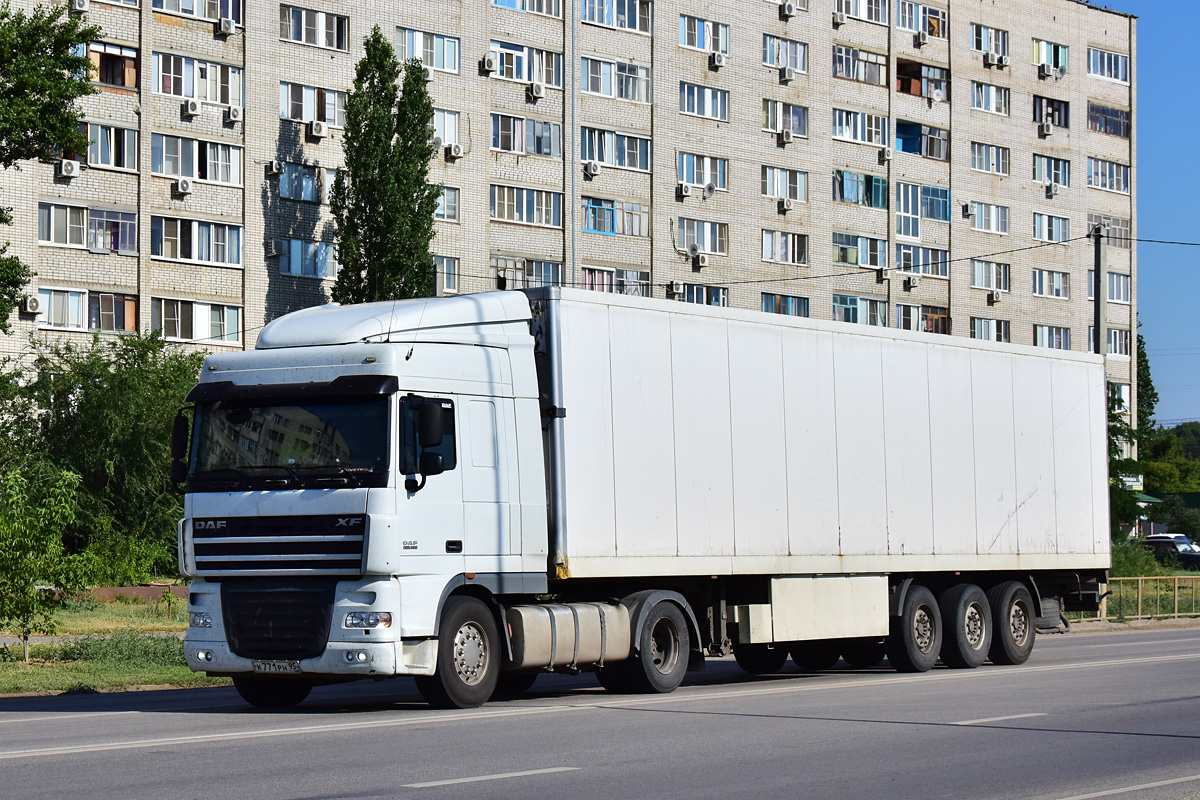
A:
[[624, 600, 690, 694], [490, 671, 539, 700], [939, 584, 992, 669], [232, 676, 312, 709], [840, 638, 887, 668], [790, 641, 840, 672], [886, 584, 942, 673], [416, 596, 500, 709], [987, 582, 1036, 665], [733, 643, 788, 675]]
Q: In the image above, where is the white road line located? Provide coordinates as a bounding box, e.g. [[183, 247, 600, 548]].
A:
[[1083, 639, 1200, 648], [1056, 773, 1200, 799], [2, 651, 1199, 761], [951, 712, 1046, 726], [0, 703, 244, 726], [403, 767, 578, 788]]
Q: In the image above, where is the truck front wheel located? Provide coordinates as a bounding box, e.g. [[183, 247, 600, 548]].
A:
[[416, 596, 500, 709], [625, 600, 690, 693], [886, 584, 942, 673], [232, 676, 312, 709]]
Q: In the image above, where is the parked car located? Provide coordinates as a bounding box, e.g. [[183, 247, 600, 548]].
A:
[[1135, 535, 1200, 570]]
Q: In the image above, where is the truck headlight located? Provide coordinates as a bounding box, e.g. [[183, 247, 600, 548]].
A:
[[189, 612, 213, 628], [345, 611, 392, 629]]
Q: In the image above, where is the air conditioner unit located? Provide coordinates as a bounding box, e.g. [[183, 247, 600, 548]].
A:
[[482, 53, 499, 73], [983, 52, 997, 66], [184, 98, 202, 117], [880, 147, 893, 163], [677, 182, 692, 199], [584, 160, 602, 177], [217, 17, 235, 36], [915, 30, 929, 47], [266, 240, 282, 257], [1039, 120, 1053, 136], [999, 55, 1010, 68], [58, 159, 81, 178], [780, 66, 797, 83], [695, 253, 710, 268], [71, 0, 88, 11], [667, 280, 684, 296], [778, 129, 795, 145], [962, 202, 974, 219], [686, 243, 701, 259], [988, 289, 1003, 304], [781, 1, 797, 20], [1046, 181, 1061, 198], [778, 198, 794, 213], [421, 66, 433, 82], [175, 178, 194, 195], [528, 82, 545, 99], [833, 11, 847, 26], [22, 294, 42, 314], [226, 106, 243, 123], [309, 120, 329, 138], [710, 52, 727, 69], [267, 160, 284, 175], [1039, 63, 1052, 79], [906, 275, 921, 290], [445, 142, 464, 159]]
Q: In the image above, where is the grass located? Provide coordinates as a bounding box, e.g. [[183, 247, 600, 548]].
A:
[[0, 596, 189, 638]]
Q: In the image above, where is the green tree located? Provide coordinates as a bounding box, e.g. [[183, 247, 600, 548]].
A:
[[1135, 326, 1158, 449], [1108, 386, 1141, 539], [0, 2, 98, 332], [331, 26, 439, 305], [0, 466, 85, 662]]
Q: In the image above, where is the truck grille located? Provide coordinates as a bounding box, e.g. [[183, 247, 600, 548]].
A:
[[192, 515, 366, 576], [222, 581, 335, 661]]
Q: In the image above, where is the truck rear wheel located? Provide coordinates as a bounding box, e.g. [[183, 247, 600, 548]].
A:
[[733, 643, 788, 675], [790, 641, 840, 671], [886, 584, 942, 673], [840, 638, 887, 668], [416, 596, 500, 709], [624, 600, 690, 693], [232, 676, 312, 709], [939, 584, 992, 669], [987, 582, 1036, 665]]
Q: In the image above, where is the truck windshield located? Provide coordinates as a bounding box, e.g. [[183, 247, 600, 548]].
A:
[[189, 396, 389, 490]]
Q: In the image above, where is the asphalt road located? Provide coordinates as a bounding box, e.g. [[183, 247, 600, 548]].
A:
[[4, 628, 1200, 800]]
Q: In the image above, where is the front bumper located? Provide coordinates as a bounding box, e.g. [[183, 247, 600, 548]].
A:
[[184, 638, 438, 677]]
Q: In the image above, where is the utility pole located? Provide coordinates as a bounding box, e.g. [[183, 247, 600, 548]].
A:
[[1092, 223, 1106, 357]]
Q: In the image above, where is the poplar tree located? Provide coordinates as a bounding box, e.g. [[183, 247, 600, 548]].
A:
[[331, 26, 440, 305]]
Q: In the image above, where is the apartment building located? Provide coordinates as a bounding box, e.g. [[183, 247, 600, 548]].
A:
[[4, 0, 1136, 406]]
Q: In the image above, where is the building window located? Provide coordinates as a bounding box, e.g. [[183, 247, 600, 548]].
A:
[[679, 82, 727, 120], [489, 185, 563, 227], [895, 120, 947, 160], [1106, 329, 1131, 357], [970, 202, 1009, 235], [763, 35, 809, 72], [151, 134, 243, 185], [922, 185, 950, 222], [435, 187, 460, 221], [971, 259, 1009, 291], [37, 203, 86, 247], [279, 82, 346, 126], [581, 266, 615, 292], [153, 53, 243, 106], [762, 230, 808, 266], [896, 182, 920, 239], [897, 2, 946, 37], [836, 0, 887, 24], [1087, 158, 1130, 194], [1088, 213, 1131, 249], [762, 100, 809, 137], [761, 166, 808, 201], [1033, 154, 1071, 186], [1031, 39, 1069, 71], [1088, 47, 1129, 83], [435, 255, 458, 293], [833, 170, 887, 209], [1088, 270, 1132, 303], [1033, 213, 1071, 243], [89, 292, 138, 332], [581, 57, 613, 95], [1110, 382, 1131, 413], [616, 62, 652, 102], [582, 0, 652, 33], [87, 123, 138, 170], [895, 60, 948, 101], [834, 295, 887, 327], [677, 153, 727, 189], [1031, 268, 1069, 299], [833, 46, 886, 86], [152, 0, 243, 24], [580, 127, 652, 170], [397, 28, 460, 73], [86, 43, 138, 89], [433, 109, 459, 146], [151, 216, 242, 266], [279, 6, 348, 51], [494, 0, 561, 17], [1034, 325, 1070, 350], [762, 293, 809, 317], [1087, 102, 1131, 139], [678, 218, 728, 254], [682, 285, 728, 306], [970, 23, 1008, 56], [36, 288, 86, 329], [151, 297, 242, 343], [971, 142, 1009, 175], [278, 162, 320, 201], [1033, 96, 1070, 128], [492, 114, 525, 153], [616, 268, 650, 296], [833, 233, 886, 267], [971, 81, 1009, 115], [971, 318, 1010, 343], [490, 41, 563, 87], [277, 239, 337, 278], [679, 14, 729, 53], [832, 108, 887, 145], [87, 210, 138, 254], [895, 244, 948, 277]]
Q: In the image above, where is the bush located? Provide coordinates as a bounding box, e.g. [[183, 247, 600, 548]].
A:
[[1110, 538, 1173, 578]]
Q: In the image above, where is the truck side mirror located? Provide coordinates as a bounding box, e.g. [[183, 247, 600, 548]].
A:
[[171, 411, 190, 462], [417, 402, 445, 448], [170, 460, 188, 484], [418, 451, 445, 477]]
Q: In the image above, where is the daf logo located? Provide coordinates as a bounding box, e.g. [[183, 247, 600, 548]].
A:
[[194, 520, 227, 530], [336, 517, 364, 527]]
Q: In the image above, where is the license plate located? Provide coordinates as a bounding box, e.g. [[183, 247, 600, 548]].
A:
[[252, 660, 301, 674]]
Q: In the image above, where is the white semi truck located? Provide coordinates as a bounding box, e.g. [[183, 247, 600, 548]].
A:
[[175, 288, 1110, 709]]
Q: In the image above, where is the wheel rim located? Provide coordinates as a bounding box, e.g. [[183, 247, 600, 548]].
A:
[[1009, 600, 1030, 648], [649, 617, 681, 675], [913, 606, 935, 654], [453, 621, 489, 686], [964, 602, 986, 651]]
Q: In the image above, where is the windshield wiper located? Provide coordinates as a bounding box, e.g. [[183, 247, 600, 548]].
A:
[[300, 465, 366, 487]]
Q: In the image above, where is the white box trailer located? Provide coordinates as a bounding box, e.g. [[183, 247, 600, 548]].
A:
[[177, 288, 1108, 709]]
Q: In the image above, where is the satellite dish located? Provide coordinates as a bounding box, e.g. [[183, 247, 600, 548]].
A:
[[686, 243, 700, 259], [431, 136, 443, 149], [702, 182, 716, 199], [931, 88, 944, 103]]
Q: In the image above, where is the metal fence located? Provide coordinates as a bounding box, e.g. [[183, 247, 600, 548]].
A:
[[1070, 577, 1200, 622]]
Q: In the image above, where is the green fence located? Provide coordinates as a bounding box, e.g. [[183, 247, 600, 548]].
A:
[[1071, 577, 1200, 622]]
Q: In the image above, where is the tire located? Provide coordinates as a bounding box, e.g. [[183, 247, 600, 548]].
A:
[[733, 643, 788, 675], [987, 582, 1036, 665], [840, 638, 887, 668], [595, 663, 633, 693], [790, 641, 840, 672], [490, 671, 539, 700], [939, 584, 992, 669], [623, 600, 691, 694], [886, 584, 942, 673], [417, 595, 501, 709], [232, 676, 312, 709]]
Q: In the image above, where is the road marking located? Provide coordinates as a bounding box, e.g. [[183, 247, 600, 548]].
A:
[[1056, 773, 1200, 799], [952, 712, 1046, 726], [403, 767, 578, 788], [0, 703, 244, 726], [2, 651, 1199, 761], [1083, 639, 1200, 648]]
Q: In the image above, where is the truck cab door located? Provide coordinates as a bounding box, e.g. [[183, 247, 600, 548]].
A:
[[460, 396, 512, 563]]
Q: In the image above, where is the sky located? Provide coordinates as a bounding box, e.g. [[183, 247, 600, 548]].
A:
[[1107, 0, 1200, 426]]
